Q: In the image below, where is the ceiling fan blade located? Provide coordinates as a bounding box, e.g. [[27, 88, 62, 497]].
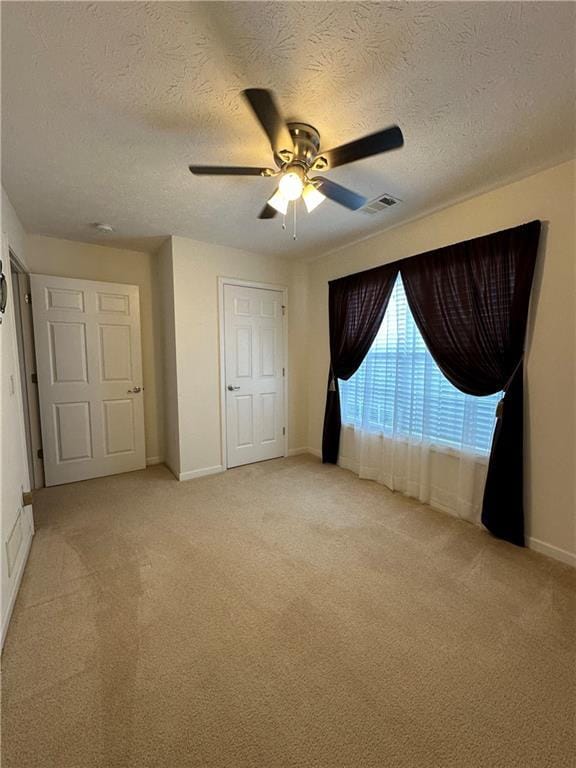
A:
[[312, 177, 367, 210], [242, 89, 294, 158], [258, 203, 278, 219], [316, 125, 404, 170], [189, 165, 274, 176]]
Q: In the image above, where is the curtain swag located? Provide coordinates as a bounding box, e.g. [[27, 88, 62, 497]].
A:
[[322, 220, 542, 546], [322, 262, 399, 464]]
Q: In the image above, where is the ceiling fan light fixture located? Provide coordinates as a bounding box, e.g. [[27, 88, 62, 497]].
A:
[[302, 182, 326, 213], [278, 169, 304, 201], [267, 188, 289, 215], [188, 88, 404, 227]]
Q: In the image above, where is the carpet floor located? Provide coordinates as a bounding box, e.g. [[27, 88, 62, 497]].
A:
[[2, 455, 575, 768]]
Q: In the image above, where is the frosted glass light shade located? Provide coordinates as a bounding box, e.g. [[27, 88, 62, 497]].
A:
[[302, 183, 326, 212], [267, 189, 289, 215], [278, 171, 304, 201]]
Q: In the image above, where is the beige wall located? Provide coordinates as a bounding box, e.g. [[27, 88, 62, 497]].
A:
[[1, 188, 34, 642], [25, 235, 164, 463], [2, 188, 26, 262], [305, 160, 576, 562], [166, 236, 308, 479]]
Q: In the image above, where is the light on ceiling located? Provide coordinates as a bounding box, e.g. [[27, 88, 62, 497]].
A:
[[278, 171, 304, 201], [302, 183, 326, 213], [267, 188, 289, 215]]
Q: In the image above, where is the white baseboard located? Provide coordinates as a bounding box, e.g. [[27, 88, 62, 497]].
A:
[[528, 537, 575, 568], [179, 465, 224, 482], [146, 456, 163, 466], [287, 447, 322, 458], [1, 527, 33, 649], [334, 458, 576, 569]]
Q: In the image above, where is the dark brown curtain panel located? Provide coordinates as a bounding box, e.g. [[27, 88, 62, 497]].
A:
[[400, 220, 541, 545], [322, 262, 399, 464]]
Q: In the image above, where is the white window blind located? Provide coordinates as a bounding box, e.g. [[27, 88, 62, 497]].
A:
[[340, 275, 500, 455]]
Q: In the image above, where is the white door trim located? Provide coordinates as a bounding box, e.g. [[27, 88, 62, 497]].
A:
[[217, 277, 288, 470], [10, 261, 44, 489]]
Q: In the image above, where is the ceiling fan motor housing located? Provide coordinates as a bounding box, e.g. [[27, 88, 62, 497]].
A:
[[275, 123, 322, 169]]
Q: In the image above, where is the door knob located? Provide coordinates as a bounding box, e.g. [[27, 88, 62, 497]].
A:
[[227, 385, 240, 391], [127, 386, 142, 393]]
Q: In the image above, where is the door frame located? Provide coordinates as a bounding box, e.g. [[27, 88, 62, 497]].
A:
[[217, 277, 288, 471], [9, 251, 44, 488]]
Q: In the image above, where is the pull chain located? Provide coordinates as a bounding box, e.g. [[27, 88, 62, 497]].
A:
[[278, 201, 297, 239]]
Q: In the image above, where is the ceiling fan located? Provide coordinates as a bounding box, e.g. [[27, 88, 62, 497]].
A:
[[189, 89, 404, 220]]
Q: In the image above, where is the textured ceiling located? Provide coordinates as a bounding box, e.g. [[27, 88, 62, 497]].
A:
[[2, 2, 575, 258]]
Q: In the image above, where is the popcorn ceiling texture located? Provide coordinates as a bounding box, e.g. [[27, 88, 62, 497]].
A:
[[2, 1, 575, 257]]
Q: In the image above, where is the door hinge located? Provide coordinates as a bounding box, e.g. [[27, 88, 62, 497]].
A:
[[282, 427, 286, 436], [282, 367, 285, 377], [31, 372, 38, 384], [22, 490, 33, 507], [24, 293, 31, 304], [37, 448, 44, 460], [282, 305, 286, 316]]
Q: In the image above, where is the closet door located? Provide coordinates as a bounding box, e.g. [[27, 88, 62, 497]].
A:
[[224, 284, 285, 468]]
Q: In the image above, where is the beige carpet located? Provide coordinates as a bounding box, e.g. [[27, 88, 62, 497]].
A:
[[2, 456, 575, 768]]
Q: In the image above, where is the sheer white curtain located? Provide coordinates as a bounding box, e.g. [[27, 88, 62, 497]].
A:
[[339, 276, 501, 524]]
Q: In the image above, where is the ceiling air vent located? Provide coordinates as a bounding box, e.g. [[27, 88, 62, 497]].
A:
[[361, 193, 402, 214]]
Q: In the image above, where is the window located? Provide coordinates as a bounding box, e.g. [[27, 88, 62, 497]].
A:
[[339, 276, 500, 454]]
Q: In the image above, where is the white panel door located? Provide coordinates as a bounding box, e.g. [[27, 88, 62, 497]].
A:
[[224, 285, 285, 468], [31, 275, 145, 486]]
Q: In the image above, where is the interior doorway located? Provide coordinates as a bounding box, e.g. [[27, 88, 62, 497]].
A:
[[9, 251, 44, 489], [30, 274, 146, 486]]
